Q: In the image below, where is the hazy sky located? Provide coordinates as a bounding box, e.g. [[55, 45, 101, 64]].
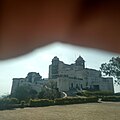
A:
[[0, 42, 120, 96]]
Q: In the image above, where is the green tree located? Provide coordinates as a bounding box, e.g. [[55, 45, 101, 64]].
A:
[[29, 89, 37, 99], [38, 85, 61, 100], [13, 86, 31, 101], [13, 86, 38, 101], [100, 56, 120, 85], [38, 90, 45, 99], [46, 81, 57, 89], [38, 88, 61, 100]]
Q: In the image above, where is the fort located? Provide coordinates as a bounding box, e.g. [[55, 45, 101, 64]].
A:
[[11, 56, 114, 95]]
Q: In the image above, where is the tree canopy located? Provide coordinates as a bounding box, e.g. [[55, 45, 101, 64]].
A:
[[100, 56, 120, 85], [13, 86, 37, 101]]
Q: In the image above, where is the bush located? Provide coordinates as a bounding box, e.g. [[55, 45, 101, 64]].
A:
[[0, 98, 19, 110], [55, 97, 98, 105], [29, 97, 98, 107], [29, 99, 54, 107], [0, 96, 99, 109], [9, 98, 19, 104], [38, 88, 61, 100], [114, 93, 120, 96], [77, 91, 113, 97], [102, 96, 120, 102]]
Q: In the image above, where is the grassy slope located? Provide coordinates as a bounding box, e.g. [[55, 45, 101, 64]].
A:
[[0, 102, 120, 120]]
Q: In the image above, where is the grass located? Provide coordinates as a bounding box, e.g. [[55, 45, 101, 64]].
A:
[[0, 102, 120, 120]]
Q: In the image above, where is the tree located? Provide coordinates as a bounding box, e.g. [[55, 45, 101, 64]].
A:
[[38, 88, 61, 100], [29, 89, 37, 99], [46, 80, 57, 89], [38, 81, 61, 100], [38, 90, 45, 99], [100, 56, 120, 85], [13, 86, 31, 101], [13, 86, 38, 101]]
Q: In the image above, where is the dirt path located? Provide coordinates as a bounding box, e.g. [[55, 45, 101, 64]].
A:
[[0, 102, 120, 120]]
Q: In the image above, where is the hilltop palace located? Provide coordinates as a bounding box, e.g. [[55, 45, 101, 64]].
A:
[[11, 56, 114, 95]]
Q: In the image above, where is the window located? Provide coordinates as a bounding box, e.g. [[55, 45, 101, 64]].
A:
[[93, 85, 100, 91], [76, 84, 79, 89], [71, 83, 73, 88]]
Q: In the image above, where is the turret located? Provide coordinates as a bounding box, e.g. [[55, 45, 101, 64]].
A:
[[75, 56, 85, 69], [26, 72, 42, 83], [51, 56, 59, 79], [52, 56, 59, 65], [11, 78, 20, 95]]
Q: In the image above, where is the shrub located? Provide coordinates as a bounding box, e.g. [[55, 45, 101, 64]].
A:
[[114, 93, 120, 96], [102, 96, 120, 102], [85, 97, 98, 103], [0, 98, 19, 110], [77, 91, 113, 97], [29, 99, 54, 107], [38, 88, 61, 100], [10, 98, 19, 104], [55, 97, 98, 105], [25, 97, 99, 108], [54, 98, 67, 105]]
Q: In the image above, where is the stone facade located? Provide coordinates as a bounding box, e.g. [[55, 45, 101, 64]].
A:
[[11, 56, 114, 95], [11, 72, 48, 95], [49, 56, 114, 93]]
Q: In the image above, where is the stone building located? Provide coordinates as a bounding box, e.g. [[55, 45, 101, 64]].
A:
[[49, 56, 114, 93], [11, 56, 114, 95], [11, 72, 48, 95]]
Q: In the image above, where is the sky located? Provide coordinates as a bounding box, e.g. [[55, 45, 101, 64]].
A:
[[0, 42, 120, 96]]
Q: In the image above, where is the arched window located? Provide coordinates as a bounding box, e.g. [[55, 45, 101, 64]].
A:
[[71, 83, 73, 88]]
